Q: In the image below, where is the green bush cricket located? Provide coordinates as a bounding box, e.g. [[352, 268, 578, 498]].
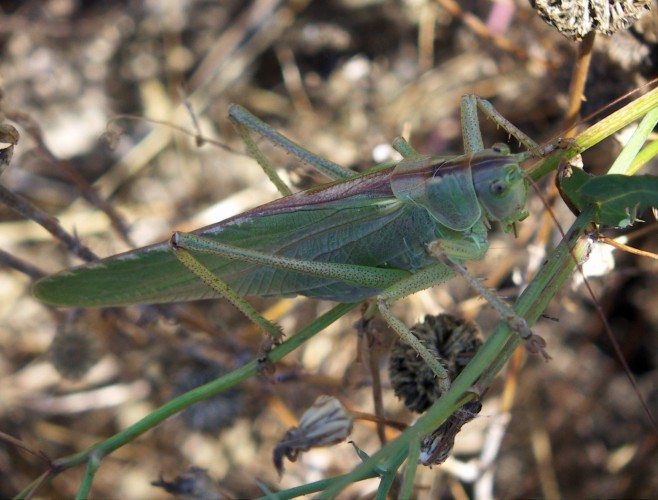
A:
[[34, 95, 548, 390]]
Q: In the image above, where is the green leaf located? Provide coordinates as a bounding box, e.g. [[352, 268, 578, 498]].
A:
[[558, 165, 592, 214], [580, 175, 658, 227], [563, 174, 658, 228]]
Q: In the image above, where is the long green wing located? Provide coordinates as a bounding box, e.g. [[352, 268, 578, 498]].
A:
[[34, 169, 439, 307]]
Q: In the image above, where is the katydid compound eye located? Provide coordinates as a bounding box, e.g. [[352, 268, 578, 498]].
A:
[[491, 143, 510, 154], [490, 179, 508, 195]]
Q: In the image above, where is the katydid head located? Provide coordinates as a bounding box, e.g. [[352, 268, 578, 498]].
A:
[[472, 148, 528, 231], [390, 145, 528, 233]]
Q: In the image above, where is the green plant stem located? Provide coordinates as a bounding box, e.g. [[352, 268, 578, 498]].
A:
[[256, 470, 381, 500], [15, 302, 358, 500], [608, 106, 658, 174], [630, 139, 658, 175], [398, 436, 420, 500], [528, 86, 658, 180], [320, 207, 595, 499], [252, 445, 410, 500]]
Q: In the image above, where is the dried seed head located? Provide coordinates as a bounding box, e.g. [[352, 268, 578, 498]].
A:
[[389, 314, 483, 413], [273, 395, 353, 476], [151, 466, 220, 499], [390, 314, 484, 466], [49, 317, 102, 380], [419, 401, 483, 466], [172, 362, 244, 434], [530, 0, 652, 41]]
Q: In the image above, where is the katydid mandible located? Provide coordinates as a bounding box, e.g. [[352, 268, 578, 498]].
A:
[[33, 95, 541, 390]]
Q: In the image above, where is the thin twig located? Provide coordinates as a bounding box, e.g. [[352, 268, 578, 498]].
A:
[[599, 235, 658, 260], [0, 248, 47, 280], [6, 111, 134, 246], [0, 184, 98, 262]]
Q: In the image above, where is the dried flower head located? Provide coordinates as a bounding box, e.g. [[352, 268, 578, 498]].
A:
[[389, 314, 482, 413], [172, 362, 244, 434], [151, 466, 220, 499], [419, 401, 483, 466], [530, 0, 652, 41], [49, 317, 102, 380], [273, 395, 353, 476]]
